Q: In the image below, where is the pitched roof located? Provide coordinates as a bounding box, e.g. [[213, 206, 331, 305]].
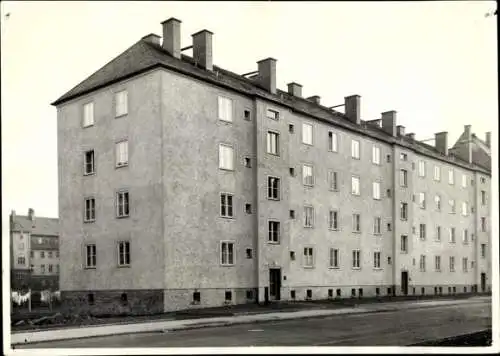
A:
[[10, 215, 59, 236], [52, 37, 491, 175]]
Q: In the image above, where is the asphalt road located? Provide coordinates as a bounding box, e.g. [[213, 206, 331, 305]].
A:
[[17, 299, 491, 348]]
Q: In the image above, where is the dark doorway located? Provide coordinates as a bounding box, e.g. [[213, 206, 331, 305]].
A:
[[269, 268, 281, 301], [481, 273, 486, 292], [401, 271, 409, 296]]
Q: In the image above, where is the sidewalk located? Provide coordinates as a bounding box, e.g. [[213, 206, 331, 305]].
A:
[[10, 296, 490, 346]]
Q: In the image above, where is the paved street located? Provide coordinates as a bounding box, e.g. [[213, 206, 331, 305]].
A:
[[17, 298, 491, 348]]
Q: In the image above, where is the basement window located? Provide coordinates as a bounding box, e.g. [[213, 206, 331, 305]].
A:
[[358, 288, 363, 298], [246, 290, 254, 300], [193, 291, 201, 304], [328, 289, 333, 299], [336, 289, 341, 297], [306, 289, 312, 300], [351, 289, 356, 297], [291, 290, 296, 300], [225, 291, 232, 302], [88, 293, 95, 305], [376, 288, 380, 296]]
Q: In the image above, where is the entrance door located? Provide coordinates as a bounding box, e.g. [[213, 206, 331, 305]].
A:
[[401, 271, 409, 296], [269, 268, 281, 301], [481, 273, 486, 292]]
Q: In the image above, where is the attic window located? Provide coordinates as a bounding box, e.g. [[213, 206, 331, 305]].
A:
[[266, 109, 279, 120]]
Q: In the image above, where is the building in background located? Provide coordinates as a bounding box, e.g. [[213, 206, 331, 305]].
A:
[[10, 209, 60, 291], [53, 17, 492, 315]]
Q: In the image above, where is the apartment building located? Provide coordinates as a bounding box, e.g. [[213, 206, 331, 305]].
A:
[[53, 17, 492, 314], [10, 209, 60, 291]]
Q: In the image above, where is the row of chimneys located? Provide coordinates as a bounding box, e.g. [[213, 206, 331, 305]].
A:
[[148, 18, 491, 160], [10, 208, 35, 223]]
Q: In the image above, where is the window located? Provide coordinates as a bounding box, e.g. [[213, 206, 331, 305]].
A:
[[372, 181, 381, 200], [462, 257, 468, 272], [328, 131, 338, 152], [115, 90, 128, 117], [303, 247, 314, 267], [352, 213, 361, 232], [17, 257, 25, 265], [436, 226, 441, 241], [116, 190, 130, 218], [289, 167, 295, 176], [48, 251, 53, 258], [449, 199, 456, 213], [351, 139, 360, 159], [400, 152, 408, 161], [268, 221, 280, 243], [244, 109, 251, 120], [419, 255, 426, 272], [56, 264, 60, 273], [386, 189, 392, 198], [267, 177, 280, 200], [221, 241, 234, 265], [418, 192, 426, 209], [418, 160, 426, 177], [461, 174, 467, 188], [400, 202, 408, 220], [84, 150, 95, 175], [266, 131, 279, 155], [373, 217, 381, 234], [244, 157, 251, 168], [351, 176, 360, 195], [400, 169, 408, 187], [481, 191, 486, 205], [84, 197, 96, 222], [372, 146, 381, 165], [328, 170, 338, 191], [302, 123, 313, 145], [481, 244, 486, 258], [246, 248, 253, 259], [435, 195, 441, 211], [419, 223, 426, 240], [246, 290, 254, 300], [30, 251, 34, 258], [193, 292, 201, 304], [352, 250, 361, 269], [448, 169, 454, 185], [41, 251, 45, 258], [387, 222, 392, 231], [463, 229, 468, 244], [266, 108, 279, 120], [303, 164, 314, 186], [289, 124, 294, 133], [48, 264, 53, 273], [83, 102, 94, 127], [328, 210, 339, 230], [434, 165, 441, 181], [219, 144, 234, 170], [461, 202, 468, 216], [374, 252, 381, 269], [386, 154, 391, 162], [304, 206, 314, 228], [41, 264, 46, 274], [435, 256, 441, 271], [245, 203, 252, 214], [449, 227, 456, 243], [481, 217, 486, 232], [117, 241, 130, 266], [401, 235, 408, 253], [388, 256, 392, 265], [289, 210, 295, 219], [56, 251, 59, 258], [115, 141, 128, 167], [220, 193, 234, 218], [329, 248, 339, 268], [225, 291, 232, 302], [480, 177, 486, 184], [218, 96, 233, 122], [88, 293, 95, 305]]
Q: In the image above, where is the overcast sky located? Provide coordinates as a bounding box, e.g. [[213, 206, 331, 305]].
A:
[[1, 1, 497, 220]]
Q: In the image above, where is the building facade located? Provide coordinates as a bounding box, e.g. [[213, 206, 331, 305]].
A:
[[10, 209, 60, 291], [53, 18, 492, 315]]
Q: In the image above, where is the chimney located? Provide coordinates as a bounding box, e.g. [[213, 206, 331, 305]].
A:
[[485, 132, 491, 147], [464, 124, 472, 163], [406, 133, 415, 140], [287, 82, 302, 97], [192, 29, 213, 71], [344, 95, 361, 125], [161, 18, 181, 59], [28, 208, 35, 226], [434, 132, 449, 156], [381, 111, 397, 137], [307, 96, 320, 105], [397, 125, 406, 136], [257, 58, 277, 94], [10, 210, 16, 224], [142, 33, 161, 46]]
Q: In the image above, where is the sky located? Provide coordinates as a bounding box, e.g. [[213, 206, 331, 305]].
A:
[[1, 1, 498, 220]]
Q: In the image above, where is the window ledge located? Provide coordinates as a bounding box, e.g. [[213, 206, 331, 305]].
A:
[[218, 118, 233, 124], [83, 172, 96, 177], [373, 268, 383, 271], [117, 265, 131, 268], [84, 267, 96, 270], [220, 216, 235, 220], [303, 266, 315, 269], [352, 231, 361, 234], [83, 220, 96, 224], [266, 153, 280, 157], [115, 113, 128, 119], [220, 264, 235, 267], [328, 228, 339, 232], [116, 163, 129, 169], [328, 266, 340, 270], [219, 168, 235, 172], [116, 215, 130, 219], [82, 124, 95, 129], [303, 226, 314, 229], [267, 197, 281, 201], [267, 241, 280, 245], [351, 267, 361, 270]]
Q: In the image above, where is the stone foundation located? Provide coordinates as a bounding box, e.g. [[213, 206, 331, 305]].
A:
[[62, 289, 164, 316]]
